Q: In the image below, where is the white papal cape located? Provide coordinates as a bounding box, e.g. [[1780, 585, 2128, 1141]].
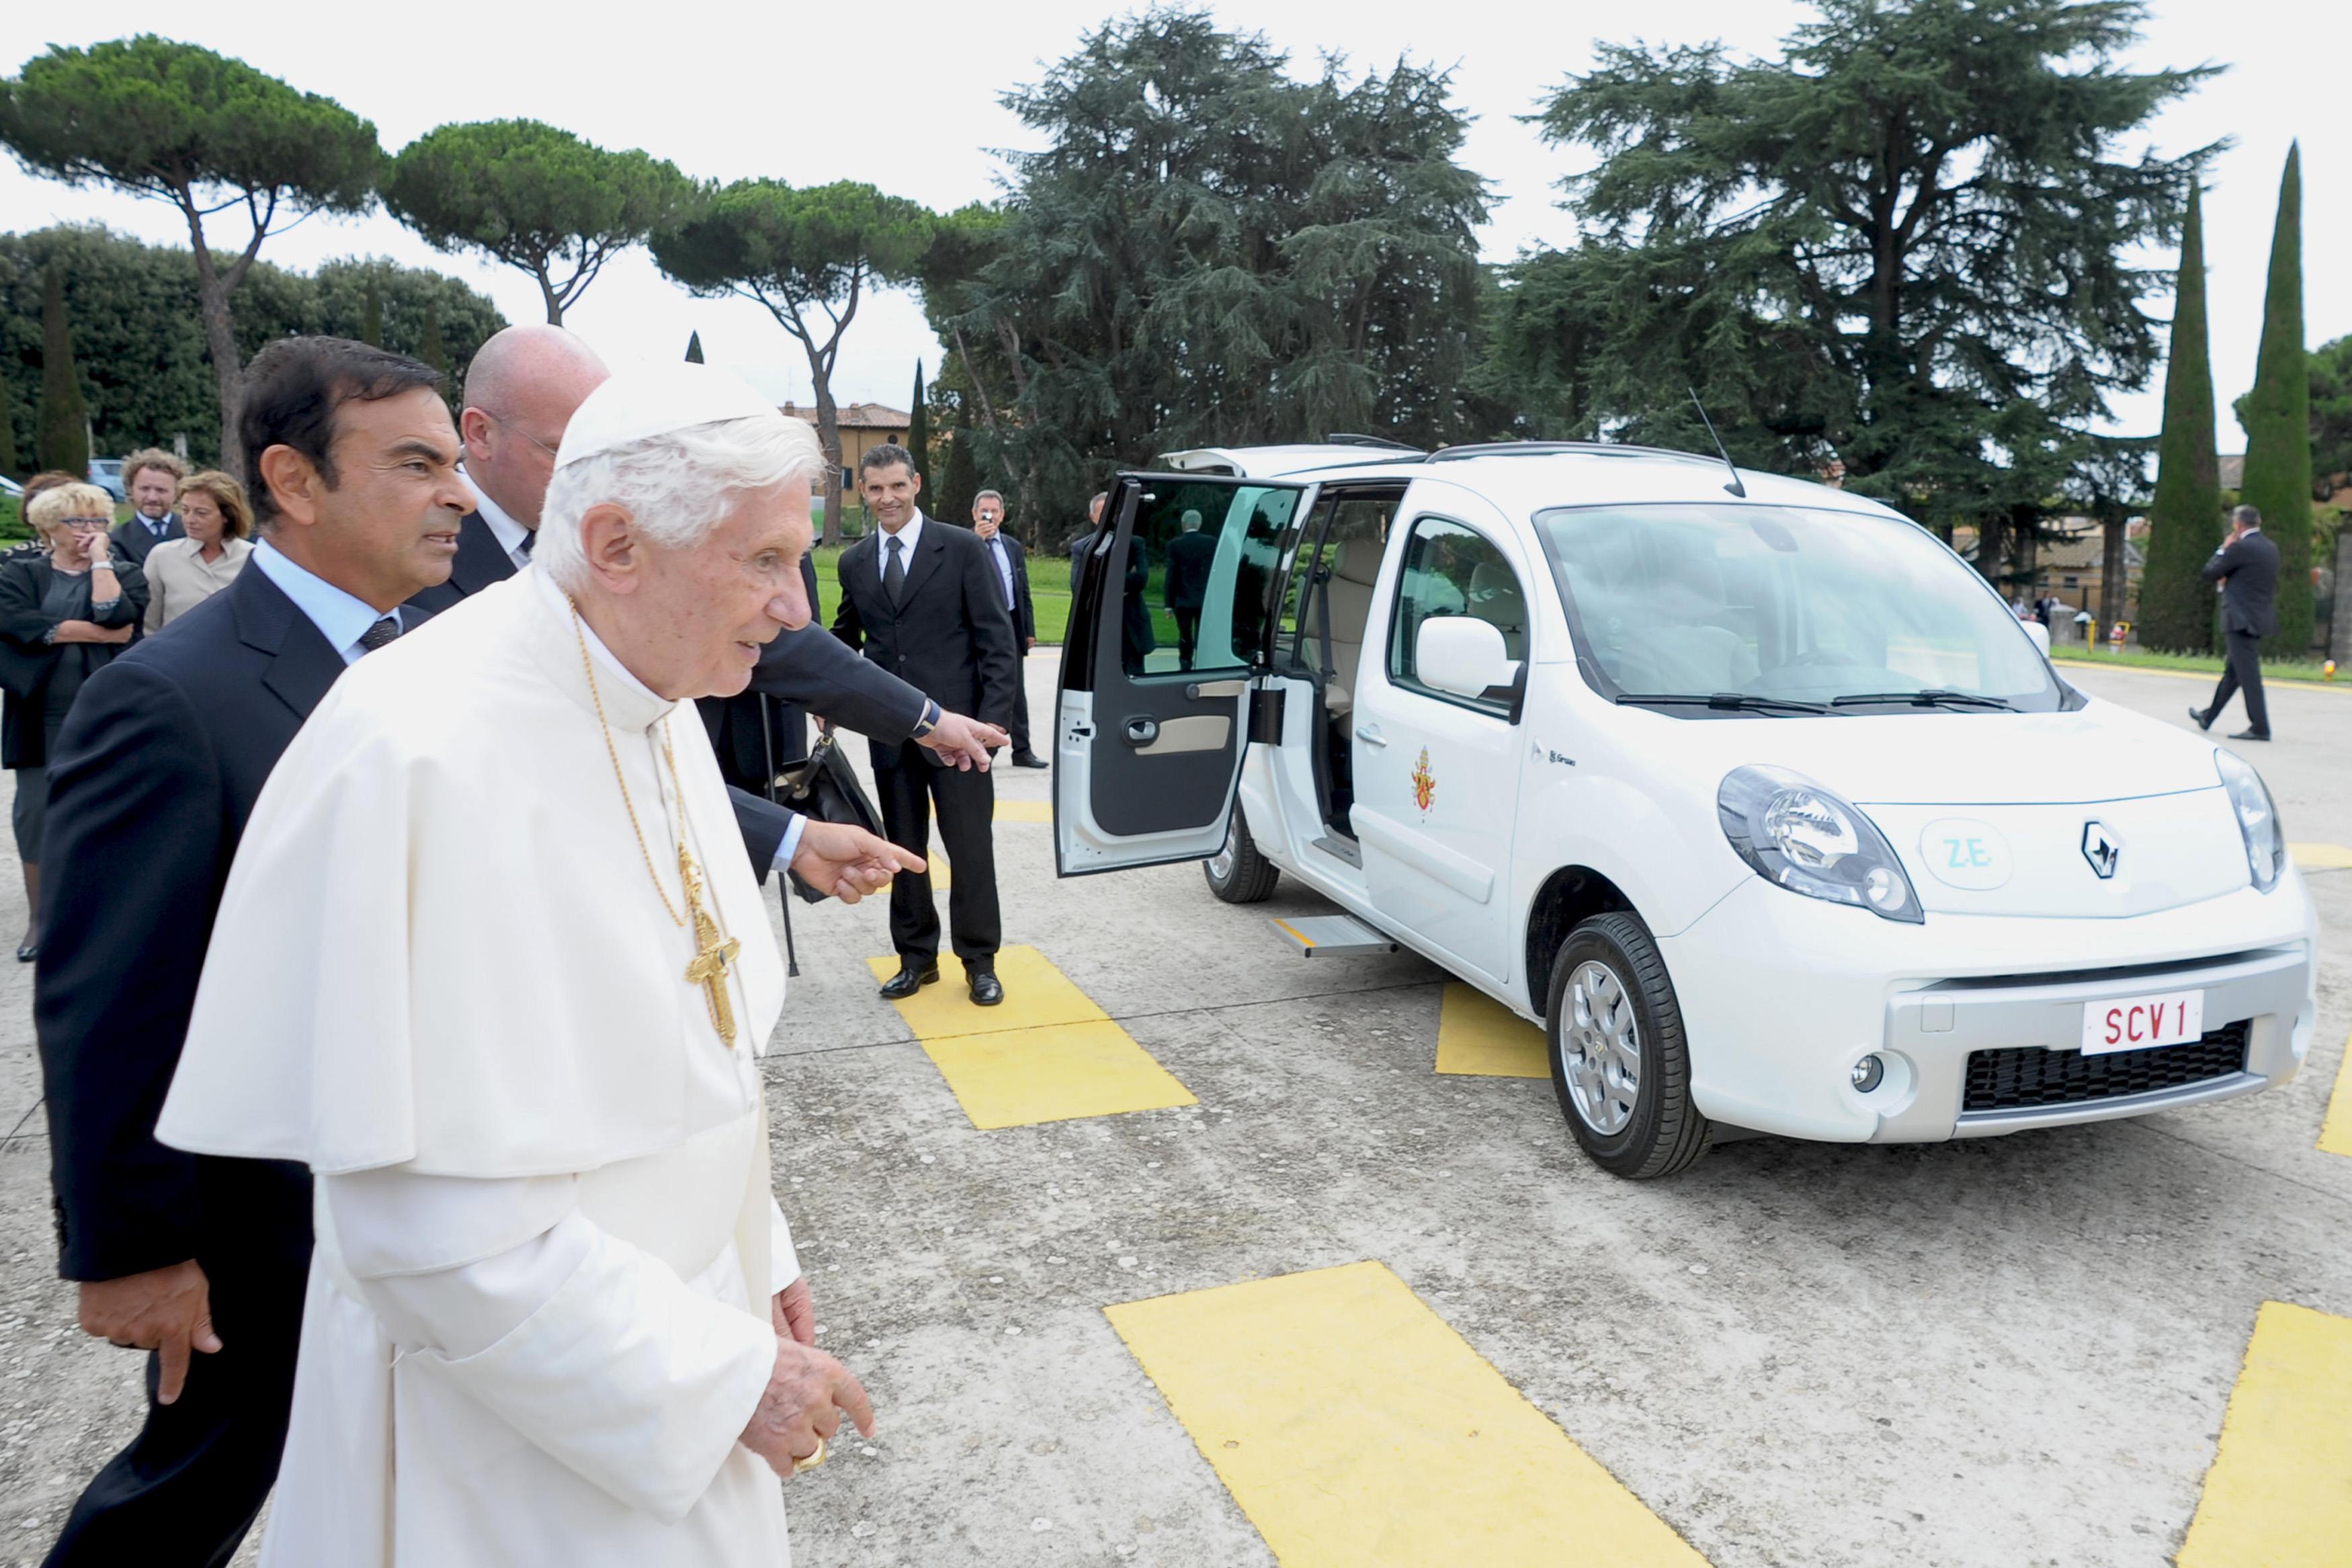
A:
[[158, 566, 798, 1566]]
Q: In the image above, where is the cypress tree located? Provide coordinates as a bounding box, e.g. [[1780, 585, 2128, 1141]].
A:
[[360, 273, 384, 347], [0, 367, 19, 480], [2238, 142, 2314, 655], [684, 331, 704, 363], [37, 266, 89, 478], [2138, 185, 2224, 652], [419, 298, 446, 373], [907, 360, 931, 500], [939, 425, 980, 527]]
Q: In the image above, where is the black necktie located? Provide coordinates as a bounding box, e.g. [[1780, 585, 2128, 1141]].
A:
[[884, 535, 907, 605], [517, 529, 536, 558], [358, 616, 401, 654]]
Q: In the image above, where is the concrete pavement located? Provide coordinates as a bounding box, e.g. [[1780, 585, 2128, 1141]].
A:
[[0, 654, 2342, 1565]]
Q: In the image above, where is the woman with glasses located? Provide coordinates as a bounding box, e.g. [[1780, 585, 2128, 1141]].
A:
[[0, 483, 149, 961], [142, 470, 254, 631]]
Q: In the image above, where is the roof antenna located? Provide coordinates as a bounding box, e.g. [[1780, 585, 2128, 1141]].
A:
[[1687, 389, 1747, 498]]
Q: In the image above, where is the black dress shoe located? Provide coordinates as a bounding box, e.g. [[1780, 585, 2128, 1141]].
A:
[[2187, 705, 2213, 731], [2227, 728, 2271, 742], [967, 967, 1004, 1006], [14, 943, 36, 964], [1011, 752, 1050, 769], [878, 962, 941, 1000]]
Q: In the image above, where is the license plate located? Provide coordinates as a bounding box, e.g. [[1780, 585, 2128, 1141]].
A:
[[2080, 989, 2206, 1055]]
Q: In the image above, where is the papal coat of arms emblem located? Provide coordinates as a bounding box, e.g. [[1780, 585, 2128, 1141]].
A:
[[1411, 747, 1435, 812]]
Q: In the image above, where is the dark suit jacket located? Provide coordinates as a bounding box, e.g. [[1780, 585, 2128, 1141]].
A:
[[696, 552, 929, 870], [978, 531, 1036, 644], [36, 566, 351, 1280], [833, 517, 1020, 769], [1164, 529, 1218, 611], [2203, 529, 2281, 638], [109, 512, 183, 568], [403, 511, 516, 616], [0, 554, 150, 767]]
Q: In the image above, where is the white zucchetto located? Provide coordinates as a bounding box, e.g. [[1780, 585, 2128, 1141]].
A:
[[554, 361, 784, 470]]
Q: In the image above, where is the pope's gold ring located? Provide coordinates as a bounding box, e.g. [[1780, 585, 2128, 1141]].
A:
[[794, 1436, 827, 1471]]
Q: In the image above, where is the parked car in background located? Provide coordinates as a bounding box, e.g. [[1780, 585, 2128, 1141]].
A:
[[1053, 441, 2318, 1180], [87, 459, 126, 502]]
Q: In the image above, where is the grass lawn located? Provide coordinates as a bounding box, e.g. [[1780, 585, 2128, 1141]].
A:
[[2052, 644, 2339, 688]]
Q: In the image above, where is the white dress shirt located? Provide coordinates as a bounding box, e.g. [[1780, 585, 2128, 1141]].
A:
[[249, 540, 401, 664], [462, 470, 536, 570]]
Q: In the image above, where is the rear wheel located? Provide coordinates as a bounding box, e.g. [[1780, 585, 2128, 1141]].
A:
[[1204, 812, 1280, 904], [1546, 911, 1710, 1180]]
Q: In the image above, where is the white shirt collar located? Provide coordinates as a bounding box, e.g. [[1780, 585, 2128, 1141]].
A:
[[249, 540, 399, 665], [876, 512, 924, 577], [462, 470, 533, 562]]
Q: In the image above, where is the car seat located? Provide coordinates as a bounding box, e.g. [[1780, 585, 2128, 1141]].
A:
[[1321, 536, 1384, 730]]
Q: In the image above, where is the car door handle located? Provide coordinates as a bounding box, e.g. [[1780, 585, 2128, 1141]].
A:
[[1124, 717, 1159, 746], [1358, 724, 1387, 748]]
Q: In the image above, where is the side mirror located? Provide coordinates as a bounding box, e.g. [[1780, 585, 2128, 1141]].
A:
[[2021, 620, 2051, 656], [1417, 615, 1517, 700]]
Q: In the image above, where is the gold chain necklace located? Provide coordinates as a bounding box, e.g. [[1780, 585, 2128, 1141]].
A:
[[570, 600, 743, 1049]]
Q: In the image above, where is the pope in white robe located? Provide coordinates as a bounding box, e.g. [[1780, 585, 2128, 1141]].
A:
[[156, 366, 905, 1565]]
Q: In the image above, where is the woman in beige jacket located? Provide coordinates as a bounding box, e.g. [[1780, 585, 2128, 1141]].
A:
[[142, 470, 254, 633]]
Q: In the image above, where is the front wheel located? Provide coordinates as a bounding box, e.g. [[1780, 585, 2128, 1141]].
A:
[[1204, 812, 1279, 904], [1546, 911, 1710, 1179]]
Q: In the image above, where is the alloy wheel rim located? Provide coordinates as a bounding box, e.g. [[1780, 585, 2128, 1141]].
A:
[[1562, 959, 1641, 1135], [1207, 826, 1236, 883]]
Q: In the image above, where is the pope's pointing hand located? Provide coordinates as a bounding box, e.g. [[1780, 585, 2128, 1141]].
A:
[[790, 819, 923, 904], [918, 709, 1009, 772], [740, 1338, 874, 1479]]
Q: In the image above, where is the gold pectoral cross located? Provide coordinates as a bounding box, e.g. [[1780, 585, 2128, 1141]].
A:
[[678, 846, 741, 1050]]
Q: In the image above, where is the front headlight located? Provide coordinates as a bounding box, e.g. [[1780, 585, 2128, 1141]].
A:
[[1718, 765, 1924, 923], [2214, 749, 2285, 892]]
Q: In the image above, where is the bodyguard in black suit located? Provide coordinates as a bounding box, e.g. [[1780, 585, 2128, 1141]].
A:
[[36, 338, 470, 1565], [834, 445, 1021, 1004], [2191, 504, 2283, 742], [1163, 509, 1219, 671], [970, 490, 1046, 766]]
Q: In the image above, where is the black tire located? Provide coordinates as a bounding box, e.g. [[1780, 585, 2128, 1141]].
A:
[[1204, 811, 1280, 904], [1544, 911, 1710, 1180]]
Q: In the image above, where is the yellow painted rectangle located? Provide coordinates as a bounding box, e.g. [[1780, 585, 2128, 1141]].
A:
[[2177, 1300, 2352, 1567], [867, 945, 1193, 1129], [1434, 982, 1549, 1080], [995, 797, 1052, 824], [1107, 1261, 1708, 1567], [2318, 1030, 2352, 1159], [2291, 841, 2352, 872]]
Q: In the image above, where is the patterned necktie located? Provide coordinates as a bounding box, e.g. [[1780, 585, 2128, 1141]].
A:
[[884, 534, 907, 606], [517, 529, 536, 558], [358, 616, 401, 654]]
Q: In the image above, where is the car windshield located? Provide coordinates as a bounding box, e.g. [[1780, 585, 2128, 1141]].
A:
[[1531, 503, 2066, 713]]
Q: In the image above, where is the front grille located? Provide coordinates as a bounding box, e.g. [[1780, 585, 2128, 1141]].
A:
[[1962, 1021, 2250, 1113]]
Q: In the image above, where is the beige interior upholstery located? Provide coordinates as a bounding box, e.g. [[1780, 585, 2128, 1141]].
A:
[[1320, 537, 1384, 723]]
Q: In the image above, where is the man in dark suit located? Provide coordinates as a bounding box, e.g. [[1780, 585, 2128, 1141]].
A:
[[1163, 506, 1219, 671], [835, 443, 1021, 1005], [2190, 504, 2283, 742], [408, 326, 1004, 877], [35, 337, 470, 1565], [971, 489, 1046, 767], [108, 449, 187, 570]]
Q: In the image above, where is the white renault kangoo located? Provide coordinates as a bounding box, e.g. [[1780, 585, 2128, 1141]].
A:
[[1052, 443, 2317, 1178]]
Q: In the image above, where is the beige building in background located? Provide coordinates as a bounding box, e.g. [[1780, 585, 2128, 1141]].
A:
[[781, 401, 911, 505]]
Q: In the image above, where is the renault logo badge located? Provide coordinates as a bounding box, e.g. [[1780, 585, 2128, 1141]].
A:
[[2081, 821, 2122, 880]]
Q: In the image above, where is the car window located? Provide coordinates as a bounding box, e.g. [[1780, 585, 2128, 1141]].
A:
[[1118, 480, 1298, 679], [1274, 491, 1395, 679], [1387, 516, 1525, 714]]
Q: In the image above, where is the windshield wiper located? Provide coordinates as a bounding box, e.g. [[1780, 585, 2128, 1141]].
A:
[[1830, 689, 2017, 711], [1615, 691, 1832, 715]]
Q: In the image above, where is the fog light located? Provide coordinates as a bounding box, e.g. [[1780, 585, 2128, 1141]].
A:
[[1849, 1054, 1885, 1092]]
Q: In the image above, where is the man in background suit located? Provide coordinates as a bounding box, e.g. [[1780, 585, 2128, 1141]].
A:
[[407, 324, 1003, 877], [36, 338, 468, 1566], [108, 449, 187, 569], [1163, 507, 1218, 670], [2190, 504, 2282, 742], [971, 489, 1046, 767], [835, 443, 1020, 1005]]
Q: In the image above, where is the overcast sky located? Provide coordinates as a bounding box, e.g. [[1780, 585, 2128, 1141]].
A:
[[3, 0, 2341, 455]]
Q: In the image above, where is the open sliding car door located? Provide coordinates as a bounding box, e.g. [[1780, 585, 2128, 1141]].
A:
[[1054, 472, 1314, 875]]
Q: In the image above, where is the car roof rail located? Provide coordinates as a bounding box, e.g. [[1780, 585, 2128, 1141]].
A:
[[1425, 440, 1718, 466], [1323, 433, 1425, 452]]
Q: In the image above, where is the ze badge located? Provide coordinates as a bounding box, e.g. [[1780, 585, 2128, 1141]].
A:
[[1919, 818, 2011, 891], [1411, 747, 1436, 814]]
